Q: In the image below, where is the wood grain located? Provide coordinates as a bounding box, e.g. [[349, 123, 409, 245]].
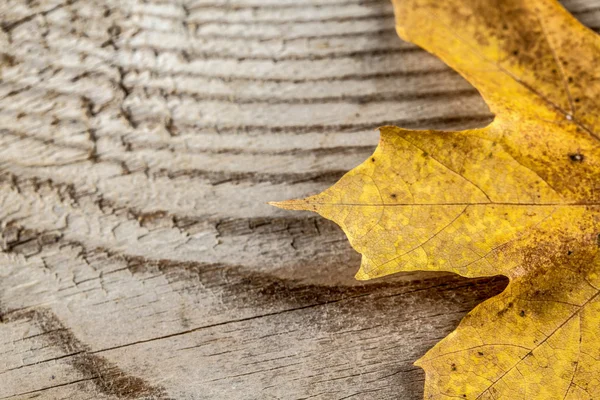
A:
[[0, 0, 597, 399]]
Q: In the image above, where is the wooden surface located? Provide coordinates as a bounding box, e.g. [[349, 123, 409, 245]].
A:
[[0, 0, 598, 399]]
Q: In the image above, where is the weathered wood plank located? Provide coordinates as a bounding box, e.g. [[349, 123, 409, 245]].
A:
[[0, 0, 598, 399]]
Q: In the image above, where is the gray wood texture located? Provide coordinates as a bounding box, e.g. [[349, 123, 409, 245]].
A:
[[0, 0, 598, 399]]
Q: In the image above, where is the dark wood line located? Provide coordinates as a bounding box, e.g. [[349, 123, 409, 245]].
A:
[[127, 143, 376, 157], [154, 27, 396, 42], [0, 377, 99, 400], [153, 168, 349, 185], [132, 66, 450, 83], [187, 0, 385, 11], [168, 115, 494, 135], [132, 88, 478, 105], [136, 11, 394, 25], [121, 44, 417, 62]]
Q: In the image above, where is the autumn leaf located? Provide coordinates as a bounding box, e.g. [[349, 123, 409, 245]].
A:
[[270, 0, 600, 398]]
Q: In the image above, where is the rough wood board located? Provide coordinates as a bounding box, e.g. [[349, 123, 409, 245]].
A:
[[0, 0, 598, 399]]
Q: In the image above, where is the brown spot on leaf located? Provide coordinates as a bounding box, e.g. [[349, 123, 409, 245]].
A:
[[569, 153, 584, 162]]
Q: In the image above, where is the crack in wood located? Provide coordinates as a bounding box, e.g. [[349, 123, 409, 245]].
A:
[[1, 309, 170, 399]]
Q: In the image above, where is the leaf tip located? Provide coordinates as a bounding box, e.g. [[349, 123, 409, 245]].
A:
[[355, 260, 377, 281], [377, 125, 410, 143], [354, 269, 370, 281], [377, 125, 400, 134], [268, 198, 317, 212], [394, 24, 410, 43]]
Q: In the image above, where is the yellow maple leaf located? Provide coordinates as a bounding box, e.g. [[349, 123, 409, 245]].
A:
[[271, 0, 600, 398]]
